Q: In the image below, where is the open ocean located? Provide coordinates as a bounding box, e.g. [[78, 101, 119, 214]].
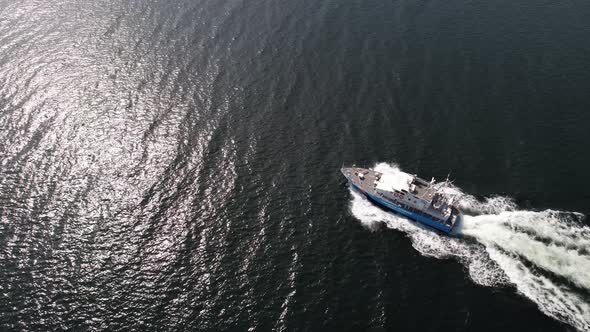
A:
[[1, 0, 589, 330]]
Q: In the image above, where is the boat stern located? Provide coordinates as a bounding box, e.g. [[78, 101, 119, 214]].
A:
[[448, 212, 464, 238]]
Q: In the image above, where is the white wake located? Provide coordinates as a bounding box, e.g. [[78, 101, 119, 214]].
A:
[[348, 163, 590, 331]]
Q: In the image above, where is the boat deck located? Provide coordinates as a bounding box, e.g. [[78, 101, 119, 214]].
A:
[[411, 181, 437, 201], [341, 166, 460, 233], [344, 167, 436, 201], [342, 167, 379, 195]]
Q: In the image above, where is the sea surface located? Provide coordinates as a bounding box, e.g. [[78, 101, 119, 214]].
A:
[[1, 0, 590, 331]]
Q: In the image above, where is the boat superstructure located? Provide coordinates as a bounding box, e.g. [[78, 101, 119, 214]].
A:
[[341, 166, 461, 235]]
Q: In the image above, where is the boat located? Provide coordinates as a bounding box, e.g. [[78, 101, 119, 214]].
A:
[[341, 166, 461, 236]]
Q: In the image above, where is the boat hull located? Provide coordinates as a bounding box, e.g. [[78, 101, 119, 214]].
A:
[[351, 182, 455, 235]]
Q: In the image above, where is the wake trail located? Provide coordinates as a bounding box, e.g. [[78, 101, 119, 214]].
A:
[[348, 163, 590, 331]]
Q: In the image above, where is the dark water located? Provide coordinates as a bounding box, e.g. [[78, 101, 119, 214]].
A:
[[1, 0, 589, 330]]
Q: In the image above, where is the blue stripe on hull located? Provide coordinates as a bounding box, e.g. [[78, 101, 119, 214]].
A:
[[351, 183, 452, 235]]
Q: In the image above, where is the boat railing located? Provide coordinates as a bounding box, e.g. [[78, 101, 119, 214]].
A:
[[380, 193, 447, 225]]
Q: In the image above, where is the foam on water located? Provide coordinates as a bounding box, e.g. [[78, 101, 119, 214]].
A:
[[348, 163, 590, 331]]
